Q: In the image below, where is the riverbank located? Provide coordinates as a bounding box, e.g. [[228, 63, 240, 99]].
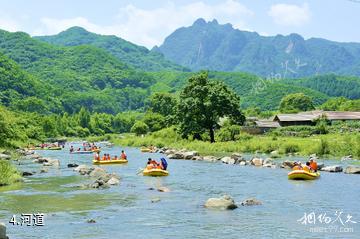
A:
[[111, 128, 360, 159]]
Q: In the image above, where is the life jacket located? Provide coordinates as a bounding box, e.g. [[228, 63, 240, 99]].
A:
[[121, 153, 127, 159], [310, 162, 318, 171], [160, 158, 168, 170]]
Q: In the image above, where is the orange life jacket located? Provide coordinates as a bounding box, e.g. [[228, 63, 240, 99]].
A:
[[310, 162, 318, 171]]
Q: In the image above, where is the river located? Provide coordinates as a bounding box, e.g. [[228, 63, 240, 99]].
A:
[[1, 144, 359, 239]]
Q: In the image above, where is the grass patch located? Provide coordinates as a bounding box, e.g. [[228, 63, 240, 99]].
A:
[[112, 128, 360, 159], [0, 160, 22, 186]]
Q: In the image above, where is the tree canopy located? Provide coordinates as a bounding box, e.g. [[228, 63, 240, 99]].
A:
[[279, 93, 315, 113], [177, 72, 245, 143]]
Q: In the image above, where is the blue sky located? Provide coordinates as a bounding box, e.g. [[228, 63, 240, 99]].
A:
[[0, 0, 359, 48]]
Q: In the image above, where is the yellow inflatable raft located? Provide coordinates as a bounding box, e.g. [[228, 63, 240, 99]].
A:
[[288, 170, 320, 180], [143, 168, 169, 176], [47, 147, 62, 150], [140, 148, 153, 153], [93, 159, 128, 165]]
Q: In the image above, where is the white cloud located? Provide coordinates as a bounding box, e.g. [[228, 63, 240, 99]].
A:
[[33, 0, 254, 48], [268, 3, 311, 27], [0, 14, 20, 32]]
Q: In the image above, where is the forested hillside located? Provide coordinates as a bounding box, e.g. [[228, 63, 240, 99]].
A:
[[0, 29, 156, 113], [35, 27, 187, 72]]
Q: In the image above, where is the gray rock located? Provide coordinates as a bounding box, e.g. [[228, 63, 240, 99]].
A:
[[67, 163, 79, 168], [280, 160, 296, 169], [192, 156, 203, 161], [221, 156, 236, 164], [74, 165, 94, 175], [0, 222, 7, 239], [344, 166, 360, 174], [157, 186, 170, 192], [341, 155, 353, 161], [42, 159, 60, 167], [202, 156, 219, 162], [241, 198, 262, 206], [0, 153, 11, 160], [205, 195, 238, 210], [89, 167, 107, 177], [107, 177, 120, 185], [151, 198, 161, 203], [320, 165, 343, 173], [317, 163, 325, 170], [239, 161, 246, 166], [250, 157, 263, 166], [183, 151, 199, 160], [164, 149, 176, 155], [21, 171, 34, 176]]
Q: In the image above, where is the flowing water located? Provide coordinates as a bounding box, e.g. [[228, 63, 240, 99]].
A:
[[0, 145, 359, 239]]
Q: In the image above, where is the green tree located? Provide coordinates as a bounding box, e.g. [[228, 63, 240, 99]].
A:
[[130, 121, 149, 136], [279, 93, 315, 113], [177, 72, 245, 143], [148, 92, 178, 116], [78, 107, 91, 129], [142, 112, 165, 132]]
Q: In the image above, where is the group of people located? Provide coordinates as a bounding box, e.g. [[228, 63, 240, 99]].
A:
[[146, 157, 167, 170], [293, 159, 318, 172], [69, 144, 100, 153], [94, 150, 127, 161]]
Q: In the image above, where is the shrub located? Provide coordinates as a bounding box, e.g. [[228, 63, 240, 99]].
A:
[[283, 143, 300, 154], [316, 139, 330, 156]]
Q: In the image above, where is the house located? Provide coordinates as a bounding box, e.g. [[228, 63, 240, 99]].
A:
[[273, 111, 360, 127]]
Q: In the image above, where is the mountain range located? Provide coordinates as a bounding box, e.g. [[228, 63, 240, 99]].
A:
[[155, 18, 360, 78], [0, 19, 359, 114]]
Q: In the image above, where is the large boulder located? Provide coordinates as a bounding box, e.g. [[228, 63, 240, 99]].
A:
[[280, 160, 296, 169], [202, 156, 219, 162], [263, 158, 276, 168], [320, 165, 343, 173], [0, 222, 7, 239], [164, 149, 176, 155], [168, 152, 185, 159], [221, 156, 236, 164], [241, 198, 262, 206], [344, 166, 360, 174], [231, 153, 243, 161], [183, 151, 199, 160], [107, 177, 120, 185], [0, 222, 8, 239], [250, 157, 263, 166], [0, 153, 11, 160], [89, 167, 107, 177], [74, 165, 94, 175], [204, 195, 238, 210]]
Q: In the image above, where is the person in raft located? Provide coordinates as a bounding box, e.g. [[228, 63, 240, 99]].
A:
[[304, 162, 312, 172], [113, 155, 118, 161], [94, 152, 100, 161], [120, 150, 127, 160], [309, 159, 318, 172], [70, 145, 74, 153]]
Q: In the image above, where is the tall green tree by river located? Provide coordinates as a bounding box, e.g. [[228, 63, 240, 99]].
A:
[[177, 72, 245, 143]]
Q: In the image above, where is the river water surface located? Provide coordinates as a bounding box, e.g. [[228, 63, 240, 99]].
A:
[[0, 145, 359, 239]]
